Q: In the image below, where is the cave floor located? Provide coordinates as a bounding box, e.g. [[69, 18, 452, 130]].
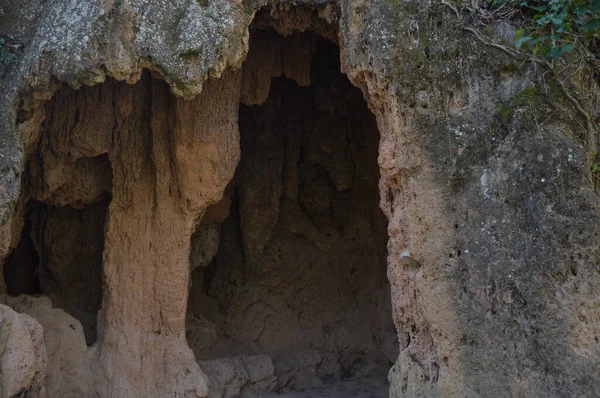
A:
[[277, 377, 388, 398], [244, 363, 390, 398]]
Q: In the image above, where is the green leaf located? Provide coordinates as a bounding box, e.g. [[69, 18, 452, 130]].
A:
[[529, 4, 548, 11], [545, 47, 562, 59], [561, 43, 575, 52], [515, 35, 533, 48], [544, 43, 573, 60], [582, 18, 600, 33], [530, 36, 546, 45]]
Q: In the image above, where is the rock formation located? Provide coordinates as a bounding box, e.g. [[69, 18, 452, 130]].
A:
[[186, 32, 396, 395], [0, 1, 598, 397]]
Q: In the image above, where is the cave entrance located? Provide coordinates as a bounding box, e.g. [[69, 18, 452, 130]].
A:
[[187, 11, 397, 396], [3, 198, 109, 345], [2, 199, 108, 346], [2, 91, 113, 346]]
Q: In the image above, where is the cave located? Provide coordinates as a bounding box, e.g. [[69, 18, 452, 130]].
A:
[[3, 202, 41, 297], [0, 6, 397, 396], [185, 14, 396, 396], [4, 0, 600, 397], [3, 198, 109, 345], [2, 96, 112, 346]]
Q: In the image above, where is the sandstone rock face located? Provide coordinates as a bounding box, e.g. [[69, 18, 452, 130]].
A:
[[0, 303, 46, 398], [1, 296, 92, 397], [2, 70, 242, 396], [0, 1, 599, 398]]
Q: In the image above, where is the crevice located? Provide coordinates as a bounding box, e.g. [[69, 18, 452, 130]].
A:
[[3, 202, 41, 296]]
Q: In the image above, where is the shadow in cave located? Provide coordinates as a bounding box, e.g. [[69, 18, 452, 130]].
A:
[[2, 154, 111, 346], [3, 202, 41, 296], [187, 27, 397, 397]]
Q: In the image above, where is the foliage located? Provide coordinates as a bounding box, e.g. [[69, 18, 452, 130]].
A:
[[0, 37, 16, 67], [515, 0, 600, 60]]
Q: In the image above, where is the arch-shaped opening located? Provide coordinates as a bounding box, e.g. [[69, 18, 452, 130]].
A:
[[2, 128, 112, 345], [2, 87, 112, 345], [2, 87, 113, 345], [3, 197, 109, 345], [186, 8, 396, 396]]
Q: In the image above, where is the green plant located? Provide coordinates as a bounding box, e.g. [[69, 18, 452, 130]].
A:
[[515, 0, 600, 60], [0, 37, 16, 67]]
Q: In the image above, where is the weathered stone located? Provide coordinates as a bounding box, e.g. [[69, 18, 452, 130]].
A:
[[199, 357, 249, 398], [0, 0, 598, 397], [241, 354, 275, 385], [0, 304, 46, 398], [186, 32, 393, 390], [1, 295, 90, 397]]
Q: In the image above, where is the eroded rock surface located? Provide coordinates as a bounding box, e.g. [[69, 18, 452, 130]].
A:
[[1, 71, 242, 396], [0, 0, 599, 398], [0, 303, 46, 398], [1, 296, 91, 397]]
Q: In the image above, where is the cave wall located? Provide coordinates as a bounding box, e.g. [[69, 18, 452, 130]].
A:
[[0, 1, 598, 398]]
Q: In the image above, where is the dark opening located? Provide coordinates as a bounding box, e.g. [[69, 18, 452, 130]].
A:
[[187, 26, 396, 396], [2, 152, 111, 346], [4, 202, 41, 296]]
